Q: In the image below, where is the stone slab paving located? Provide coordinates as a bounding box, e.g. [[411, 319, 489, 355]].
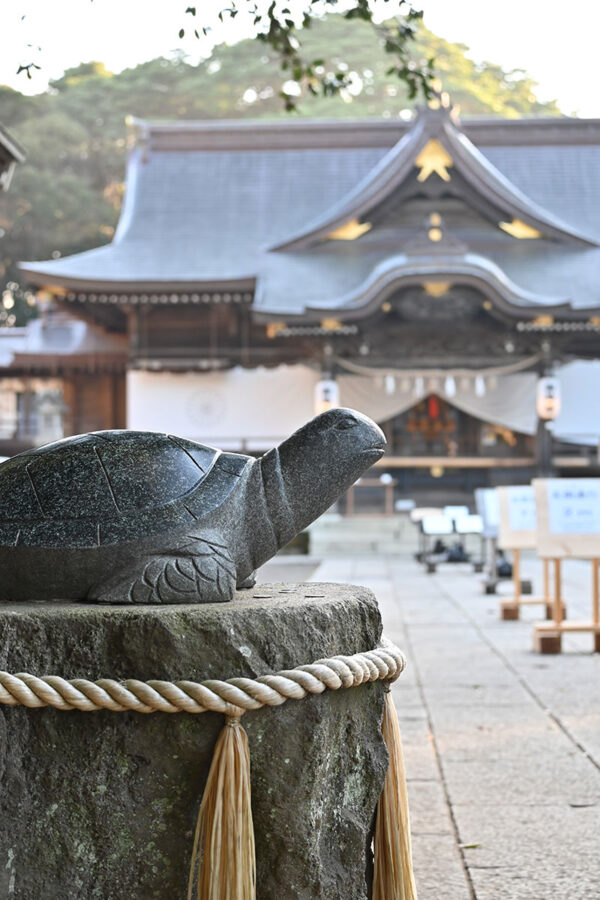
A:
[[303, 552, 600, 900]]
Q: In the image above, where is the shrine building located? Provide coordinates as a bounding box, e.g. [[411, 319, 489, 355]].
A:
[[10, 98, 600, 500]]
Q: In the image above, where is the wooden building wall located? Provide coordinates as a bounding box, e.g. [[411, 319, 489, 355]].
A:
[[62, 373, 126, 436]]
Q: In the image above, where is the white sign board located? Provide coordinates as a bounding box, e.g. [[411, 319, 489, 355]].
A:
[[507, 486, 537, 532], [455, 514, 483, 535], [421, 514, 454, 536], [497, 485, 537, 550], [547, 480, 600, 534], [443, 505, 470, 520], [535, 478, 600, 559], [475, 488, 499, 539]]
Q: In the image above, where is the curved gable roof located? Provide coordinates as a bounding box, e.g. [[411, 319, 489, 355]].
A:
[[271, 104, 599, 251]]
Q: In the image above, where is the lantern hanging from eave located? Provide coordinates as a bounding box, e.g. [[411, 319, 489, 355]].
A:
[[536, 376, 561, 420], [314, 379, 340, 415]]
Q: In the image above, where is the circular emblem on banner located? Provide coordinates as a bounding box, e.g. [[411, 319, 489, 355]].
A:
[[187, 392, 226, 427]]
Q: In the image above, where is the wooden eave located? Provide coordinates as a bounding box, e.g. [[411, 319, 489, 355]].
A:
[[4, 352, 127, 374], [18, 270, 256, 297], [253, 255, 600, 325]]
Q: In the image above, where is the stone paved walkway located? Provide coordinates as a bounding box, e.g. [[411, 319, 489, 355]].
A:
[[307, 553, 600, 900]]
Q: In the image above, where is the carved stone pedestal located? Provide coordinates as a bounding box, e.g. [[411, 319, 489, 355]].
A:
[[0, 584, 387, 900]]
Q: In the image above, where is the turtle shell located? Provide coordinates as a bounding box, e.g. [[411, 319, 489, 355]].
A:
[[0, 431, 248, 548]]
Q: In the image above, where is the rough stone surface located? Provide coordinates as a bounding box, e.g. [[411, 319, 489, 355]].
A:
[[0, 583, 387, 900], [0, 409, 385, 604]]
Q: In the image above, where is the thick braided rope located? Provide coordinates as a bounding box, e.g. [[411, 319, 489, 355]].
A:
[[0, 641, 405, 718]]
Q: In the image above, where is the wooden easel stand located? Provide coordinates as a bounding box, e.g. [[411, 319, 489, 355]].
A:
[[500, 552, 558, 621], [534, 558, 600, 654]]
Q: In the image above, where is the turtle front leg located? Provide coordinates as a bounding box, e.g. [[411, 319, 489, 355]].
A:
[[237, 570, 257, 590], [89, 539, 237, 604]]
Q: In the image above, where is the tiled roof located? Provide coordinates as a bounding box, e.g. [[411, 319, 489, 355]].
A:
[[19, 109, 600, 315]]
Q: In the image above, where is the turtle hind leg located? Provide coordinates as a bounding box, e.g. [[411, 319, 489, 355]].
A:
[[90, 544, 237, 605]]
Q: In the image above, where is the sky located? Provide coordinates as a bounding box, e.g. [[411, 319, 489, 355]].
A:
[[1, 0, 599, 116]]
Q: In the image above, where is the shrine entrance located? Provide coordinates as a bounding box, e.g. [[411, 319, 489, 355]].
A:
[[379, 395, 535, 461], [353, 395, 538, 507]]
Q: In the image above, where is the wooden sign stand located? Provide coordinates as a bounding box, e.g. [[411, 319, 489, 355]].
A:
[[532, 479, 600, 654], [496, 486, 560, 621], [501, 553, 556, 621], [534, 558, 600, 654]]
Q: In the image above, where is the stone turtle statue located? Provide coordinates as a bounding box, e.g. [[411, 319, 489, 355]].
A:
[[0, 408, 385, 604]]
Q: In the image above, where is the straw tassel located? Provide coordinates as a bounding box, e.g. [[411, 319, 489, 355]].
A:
[[373, 690, 418, 900], [188, 715, 256, 900]]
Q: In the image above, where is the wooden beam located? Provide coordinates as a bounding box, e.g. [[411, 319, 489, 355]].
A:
[[373, 456, 537, 469], [373, 456, 592, 469]]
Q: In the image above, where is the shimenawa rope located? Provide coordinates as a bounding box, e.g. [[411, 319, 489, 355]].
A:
[[0, 643, 406, 715], [0, 640, 416, 900]]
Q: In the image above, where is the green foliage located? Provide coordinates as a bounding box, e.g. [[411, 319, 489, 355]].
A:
[[180, 1, 432, 109], [0, 17, 561, 325]]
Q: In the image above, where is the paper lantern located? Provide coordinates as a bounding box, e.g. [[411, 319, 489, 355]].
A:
[[314, 379, 340, 415], [536, 376, 561, 420]]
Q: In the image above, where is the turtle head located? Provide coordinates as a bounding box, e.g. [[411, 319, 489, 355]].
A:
[[272, 408, 386, 533]]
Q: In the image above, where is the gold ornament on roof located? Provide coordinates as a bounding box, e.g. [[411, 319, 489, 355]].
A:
[[423, 282, 451, 298], [426, 211, 444, 243], [326, 219, 372, 241], [499, 218, 542, 239], [414, 139, 453, 182], [266, 322, 286, 339], [320, 318, 343, 331]]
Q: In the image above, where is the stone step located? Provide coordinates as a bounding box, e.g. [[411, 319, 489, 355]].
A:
[[309, 514, 420, 555]]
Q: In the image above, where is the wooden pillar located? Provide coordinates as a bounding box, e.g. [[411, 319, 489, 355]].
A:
[[593, 559, 599, 627], [110, 373, 126, 429], [593, 559, 600, 653], [553, 558, 563, 625], [513, 549, 521, 602], [542, 557, 554, 619], [128, 308, 141, 361], [21, 377, 33, 441], [536, 416, 553, 477], [347, 486, 355, 517], [501, 548, 521, 619], [61, 379, 78, 437], [385, 483, 393, 516]]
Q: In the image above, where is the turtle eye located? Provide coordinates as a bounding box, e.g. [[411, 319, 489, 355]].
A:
[[334, 416, 358, 431]]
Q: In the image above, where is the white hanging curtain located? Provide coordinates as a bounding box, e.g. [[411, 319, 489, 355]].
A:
[[339, 373, 538, 435]]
